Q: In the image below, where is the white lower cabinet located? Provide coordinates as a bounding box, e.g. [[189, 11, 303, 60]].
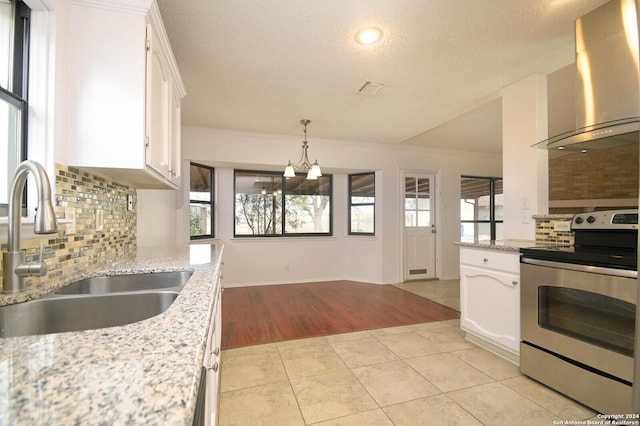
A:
[[460, 247, 520, 360], [203, 271, 223, 425]]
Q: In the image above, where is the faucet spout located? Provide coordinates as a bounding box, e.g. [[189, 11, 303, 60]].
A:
[[3, 160, 58, 293]]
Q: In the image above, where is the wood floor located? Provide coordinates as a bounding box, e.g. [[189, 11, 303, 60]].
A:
[[221, 280, 460, 349]]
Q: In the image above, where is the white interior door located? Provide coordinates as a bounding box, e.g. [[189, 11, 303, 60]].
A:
[[403, 173, 436, 281]]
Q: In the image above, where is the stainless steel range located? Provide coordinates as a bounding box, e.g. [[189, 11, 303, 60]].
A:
[[520, 209, 638, 414]]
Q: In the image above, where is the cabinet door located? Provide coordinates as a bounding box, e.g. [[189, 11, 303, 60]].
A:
[[168, 91, 182, 185], [145, 23, 171, 180], [205, 285, 222, 425], [460, 264, 520, 353]]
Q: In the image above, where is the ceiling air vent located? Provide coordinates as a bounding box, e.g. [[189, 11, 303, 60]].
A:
[[356, 80, 384, 95]]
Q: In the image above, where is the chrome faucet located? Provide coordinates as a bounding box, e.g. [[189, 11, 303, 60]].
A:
[[2, 160, 58, 293]]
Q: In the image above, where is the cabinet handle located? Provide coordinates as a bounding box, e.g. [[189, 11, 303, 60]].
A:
[[512, 280, 518, 286], [209, 362, 219, 372], [213, 347, 220, 356], [483, 258, 488, 262]]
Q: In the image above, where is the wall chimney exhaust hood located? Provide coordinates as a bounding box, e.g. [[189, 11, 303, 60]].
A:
[[535, 0, 640, 152]]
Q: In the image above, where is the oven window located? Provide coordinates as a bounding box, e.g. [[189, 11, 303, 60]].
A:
[[538, 287, 635, 357]]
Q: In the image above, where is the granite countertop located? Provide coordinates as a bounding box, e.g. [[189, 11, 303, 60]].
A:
[[0, 242, 223, 425], [455, 239, 536, 253], [531, 213, 575, 220]]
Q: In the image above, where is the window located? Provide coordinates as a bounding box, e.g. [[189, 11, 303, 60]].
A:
[[460, 176, 503, 242], [1, 0, 30, 215], [189, 162, 214, 239], [349, 172, 375, 235], [234, 170, 332, 237], [405, 176, 432, 227]]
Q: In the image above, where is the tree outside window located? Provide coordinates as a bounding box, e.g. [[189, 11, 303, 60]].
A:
[[234, 170, 332, 237]]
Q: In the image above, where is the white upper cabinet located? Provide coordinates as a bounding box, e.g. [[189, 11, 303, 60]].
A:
[[169, 90, 182, 186], [67, 0, 186, 189]]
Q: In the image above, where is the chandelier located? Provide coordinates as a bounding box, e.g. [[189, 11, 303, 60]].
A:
[[283, 119, 322, 180]]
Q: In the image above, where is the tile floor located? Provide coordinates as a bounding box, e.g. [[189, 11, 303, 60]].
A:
[[393, 279, 461, 311], [218, 280, 597, 425]]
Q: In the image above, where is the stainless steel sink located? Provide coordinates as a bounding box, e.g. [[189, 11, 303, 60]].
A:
[[53, 271, 193, 295], [0, 291, 180, 338]]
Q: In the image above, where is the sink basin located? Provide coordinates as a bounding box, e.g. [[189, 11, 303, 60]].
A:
[[0, 291, 179, 338], [53, 271, 193, 295]]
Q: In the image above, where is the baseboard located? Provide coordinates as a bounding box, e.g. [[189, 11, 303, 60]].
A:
[[221, 277, 347, 288]]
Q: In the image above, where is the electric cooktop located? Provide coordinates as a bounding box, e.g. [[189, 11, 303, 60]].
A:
[[521, 209, 638, 271]]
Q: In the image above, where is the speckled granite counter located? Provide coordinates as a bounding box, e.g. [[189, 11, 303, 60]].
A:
[[455, 239, 536, 253], [0, 242, 223, 425]]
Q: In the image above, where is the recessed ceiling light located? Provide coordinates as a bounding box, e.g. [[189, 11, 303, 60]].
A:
[[355, 27, 383, 45]]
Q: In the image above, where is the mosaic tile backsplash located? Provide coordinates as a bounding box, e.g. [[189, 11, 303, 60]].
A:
[[533, 215, 574, 246], [0, 164, 136, 291]]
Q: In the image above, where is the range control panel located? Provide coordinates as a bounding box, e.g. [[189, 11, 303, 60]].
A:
[[571, 209, 638, 230]]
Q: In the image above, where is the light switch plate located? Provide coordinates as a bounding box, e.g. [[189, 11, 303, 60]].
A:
[[96, 209, 104, 231], [65, 207, 76, 234]]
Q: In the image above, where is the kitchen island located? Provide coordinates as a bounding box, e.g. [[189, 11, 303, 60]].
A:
[[0, 242, 223, 425], [456, 239, 535, 252]]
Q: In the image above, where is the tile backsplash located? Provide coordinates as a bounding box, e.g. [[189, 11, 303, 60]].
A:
[[549, 144, 639, 204], [533, 214, 574, 246], [0, 164, 136, 291]]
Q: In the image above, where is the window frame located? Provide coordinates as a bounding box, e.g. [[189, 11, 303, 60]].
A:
[[189, 162, 215, 240], [460, 175, 503, 241], [1, 0, 30, 216], [348, 172, 375, 236], [233, 169, 333, 238], [404, 175, 433, 228]]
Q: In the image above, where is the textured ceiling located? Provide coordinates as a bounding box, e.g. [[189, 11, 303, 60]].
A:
[[157, 0, 610, 154]]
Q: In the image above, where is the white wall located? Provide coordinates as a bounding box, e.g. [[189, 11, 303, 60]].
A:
[[502, 75, 549, 240], [158, 126, 502, 287], [34, 0, 70, 170], [343, 171, 384, 283], [137, 189, 178, 247], [27, 0, 504, 287], [15, 0, 70, 216]]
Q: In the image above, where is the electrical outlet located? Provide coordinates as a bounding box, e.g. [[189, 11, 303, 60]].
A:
[[553, 221, 571, 231], [522, 213, 531, 224], [65, 207, 76, 234], [127, 194, 134, 211]]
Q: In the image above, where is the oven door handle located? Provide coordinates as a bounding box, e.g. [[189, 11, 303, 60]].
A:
[[521, 257, 638, 279]]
